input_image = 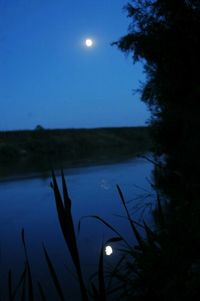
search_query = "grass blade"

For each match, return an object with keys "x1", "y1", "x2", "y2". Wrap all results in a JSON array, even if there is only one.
[
  {"x1": 26, "y1": 263, "x2": 34, "y2": 301},
  {"x1": 90, "y1": 282, "x2": 98, "y2": 299},
  {"x1": 37, "y1": 282, "x2": 47, "y2": 301},
  {"x1": 11, "y1": 267, "x2": 27, "y2": 300},
  {"x1": 117, "y1": 185, "x2": 144, "y2": 251},
  {"x1": 98, "y1": 243, "x2": 106, "y2": 301},
  {"x1": 43, "y1": 246, "x2": 65, "y2": 301},
  {"x1": 21, "y1": 229, "x2": 34, "y2": 301},
  {"x1": 79, "y1": 215, "x2": 132, "y2": 250},
  {"x1": 51, "y1": 171, "x2": 79, "y2": 263},
  {"x1": 51, "y1": 171, "x2": 88, "y2": 301},
  {"x1": 143, "y1": 221, "x2": 159, "y2": 251},
  {"x1": 106, "y1": 255, "x2": 126, "y2": 292},
  {"x1": 105, "y1": 237, "x2": 123, "y2": 244},
  {"x1": 21, "y1": 229, "x2": 28, "y2": 260},
  {"x1": 20, "y1": 269, "x2": 26, "y2": 301},
  {"x1": 61, "y1": 169, "x2": 71, "y2": 211}
]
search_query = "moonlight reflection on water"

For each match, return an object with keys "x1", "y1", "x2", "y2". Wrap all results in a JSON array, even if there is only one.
[{"x1": 105, "y1": 245, "x2": 113, "y2": 256}]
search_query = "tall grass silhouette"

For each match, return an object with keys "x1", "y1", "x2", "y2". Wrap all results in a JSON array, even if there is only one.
[
  {"x1": 45, "y1": 171, "x2": 166, "y2": 300},
  {"x1": 1, "y1": 169, "x2": 174, "y2": 300}
]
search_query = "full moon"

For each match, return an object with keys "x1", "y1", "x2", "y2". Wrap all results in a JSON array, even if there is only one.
[{"x1": 85, "y1": 38, "x2": 93, "y2": 47}]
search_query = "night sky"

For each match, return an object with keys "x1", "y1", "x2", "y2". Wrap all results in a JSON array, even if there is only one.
[{"x1": 0, "y1": 0, "x2": 150, "y2": 130}]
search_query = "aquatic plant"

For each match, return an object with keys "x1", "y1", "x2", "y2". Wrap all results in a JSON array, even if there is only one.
[{"x1": 47, "y1": 171, "x2": 165, "y2": 300}]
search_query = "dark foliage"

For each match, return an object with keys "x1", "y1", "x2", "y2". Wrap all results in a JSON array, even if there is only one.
[
  {"x1": 114, "y1": 1, "x2": 200, "y2": 299},
  {"x1": 114, "y1": 0, "x2": 200, "y2": 198}
]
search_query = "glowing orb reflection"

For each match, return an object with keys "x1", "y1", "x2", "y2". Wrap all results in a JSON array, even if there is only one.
[{"x1": 105, "y1": 245, "x2": 113, "y2": 256}]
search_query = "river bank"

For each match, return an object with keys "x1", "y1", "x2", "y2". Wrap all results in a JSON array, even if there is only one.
[{"x1": 0, "y1": 126, "x2": 151, "y2": 179}]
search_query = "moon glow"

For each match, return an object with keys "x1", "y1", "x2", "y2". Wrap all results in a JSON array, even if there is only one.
[{"x1": 85, "y1": 38, "x2": 93, "y2": 47}]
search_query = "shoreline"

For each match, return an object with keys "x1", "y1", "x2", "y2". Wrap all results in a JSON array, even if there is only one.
[
  {"x1": 0, "y1": 153, "x2": 145, "y2": 183},
  {"x1": 0, "y1": 127, "x2": 151, "y2": 182},
  {"x1": 0, "y1": 152, "x2": 150, "y2": 185}
]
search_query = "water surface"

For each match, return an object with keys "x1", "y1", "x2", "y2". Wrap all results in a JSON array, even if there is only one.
[{"x1": 0, "y1": 156, "x2": 154, "y2": 299}]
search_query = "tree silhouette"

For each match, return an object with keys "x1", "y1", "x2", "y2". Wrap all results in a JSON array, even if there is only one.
[
  {"x1": 113, "y1": 2, "x2": 200, "y2": 299},
  {"x1": 115, "y1": 0, "x2": 200, "y2": 198}
]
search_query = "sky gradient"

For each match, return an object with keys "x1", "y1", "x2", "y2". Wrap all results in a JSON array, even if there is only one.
[{"x1": 0, "y1": 0, "x2": 150, "y2": 130}]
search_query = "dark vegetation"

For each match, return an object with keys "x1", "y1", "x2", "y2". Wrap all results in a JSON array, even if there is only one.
[
  {"x1": 115, "y1": 0, "x2": 200, "y2": 201},
  {"x1": 113, "y1": 0, "x2": 200, "y2": 299},
  {"x1": 0, "y1": 127, "x2": 151, "y2": 178}
]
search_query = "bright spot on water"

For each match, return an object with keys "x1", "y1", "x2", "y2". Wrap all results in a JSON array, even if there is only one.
[{"x1": 105, "y1": 245, "x2": 113, "y2": 256}]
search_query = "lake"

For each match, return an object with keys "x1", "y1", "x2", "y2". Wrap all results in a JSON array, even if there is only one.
[{"x1": 0, "y1": 156, "x2": 154, "y2": 300}]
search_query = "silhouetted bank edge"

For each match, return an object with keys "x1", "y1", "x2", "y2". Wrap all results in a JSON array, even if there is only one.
[{"x1": 0, "y1": 126, "x2": 152, "y2": 180}]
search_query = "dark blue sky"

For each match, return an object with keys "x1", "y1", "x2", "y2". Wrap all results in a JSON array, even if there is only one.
[{"x1": 0, "y1": 0, "x2": 150, "y2": 130}]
